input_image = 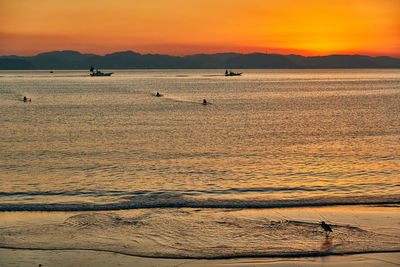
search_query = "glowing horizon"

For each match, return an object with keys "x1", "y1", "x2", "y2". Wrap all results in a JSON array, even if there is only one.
[{"x1": 0, "y1": 0, "x2": 399, "y2": 57}]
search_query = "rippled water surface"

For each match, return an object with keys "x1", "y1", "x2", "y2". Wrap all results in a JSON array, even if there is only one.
[
  {"x1": 1, "y1": 69, "x2": 400, "y2": 258},
  {"x1": 1, "y1": 207, "x2": 399, "y2": 259},
  {"x1": 1, "y1": 69, "x2": 400, "y2": 209}
]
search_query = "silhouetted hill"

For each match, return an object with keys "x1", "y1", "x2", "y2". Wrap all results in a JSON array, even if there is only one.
[
  {"x1": 36, "y1": 50, "x2": 97, "y2": 60},
  {"x1": 182, "y1": 53, "x2": 241, "y2": 68},
  {"x1": 99, "y1": 51, "x2": 184, "y2": 68},
  {"x1": 372, "y1": 56, "x2": 400, "y2": 68},
  {"x1": 1, "y1": 50, "x2": 399, "y2": 69},
  {"x1": 30, "y1": 50, "x2": 97, "y2": 69},
  {"x1": 0, "y1": 57, "x2": 33, "y2": 69},
  {"x1": 288, "y1": 55, "x2": 378, "y2": 68},
  {"x1": 226, "y1": 53, "x2": 296, "y2": 68}
]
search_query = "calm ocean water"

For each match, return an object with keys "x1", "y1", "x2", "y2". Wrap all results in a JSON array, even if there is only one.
[{"x1": 1, "y1": 69, "x2": 400, "y2": 258}]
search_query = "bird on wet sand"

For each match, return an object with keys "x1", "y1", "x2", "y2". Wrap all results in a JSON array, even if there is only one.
[{"x1": 321, "y1": 221, "x2": 333, "y2": 236}]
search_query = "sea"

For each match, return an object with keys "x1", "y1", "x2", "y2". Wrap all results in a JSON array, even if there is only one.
[{"x1": 0, "y1": 69, "x2": 399, "y2": 259}]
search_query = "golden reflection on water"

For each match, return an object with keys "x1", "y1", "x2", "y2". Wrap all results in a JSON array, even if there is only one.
[
  {"x1": 0, "y1": 69, "x2": 399, "y2": 206},
  {"x1": 321, "y1": 237, "x2": 333, "y2": 251},
  {"x1": 1, "y1": 206, "x2": 399, "y2": 258}
]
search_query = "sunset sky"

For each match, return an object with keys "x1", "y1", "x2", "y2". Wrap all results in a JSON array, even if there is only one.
[{"x1": 0, "y1": 0, "x2": 399, "y2": 57}]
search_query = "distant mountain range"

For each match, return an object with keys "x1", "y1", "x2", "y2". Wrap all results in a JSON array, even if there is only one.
[{"x1": 1, "y1": 50, "x2": 400, "y2": 69}]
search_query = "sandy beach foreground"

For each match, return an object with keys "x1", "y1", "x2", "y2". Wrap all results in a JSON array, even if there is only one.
[
  {"x1": 0, "y1": 206, "x2": 399, "y2": 266},
  {"x1": 1, "y1": 249, "x2": 400, "y2": 267}
]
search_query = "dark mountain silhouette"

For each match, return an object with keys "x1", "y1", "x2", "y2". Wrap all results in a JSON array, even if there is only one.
[
  {"x1": 225, "y1": 53, "x2": 296, "y2": 68},
  {"x1": 182, "y1": 53, "x2": 241, "y2": 68},
  {"x1": 30, "y1": 50, "x2": 98, "y2": 69},
  {"x1": 286, "y1": 55, "x2": 379, "y2": 68},
  {"x1": 0, "y1": 57, "x2": 33, "y2": 69},
  {"x1": 0, "y1": 50, "x2": 399, "y2": 69},
  {"x1": 372, "y1": 56, "x2": 400, "y2": 68}
]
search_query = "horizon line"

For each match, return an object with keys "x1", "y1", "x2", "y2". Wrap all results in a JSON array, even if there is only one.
[{"x1": 1, "y1": 49, "x2": 400, "y2": 59}]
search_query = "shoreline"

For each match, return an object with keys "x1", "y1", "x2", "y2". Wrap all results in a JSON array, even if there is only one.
[
  {"x1": 1, "y1": 249, "x2": 399, "y2": 266},
  {"x1": 1, "y1": 206, "x2": 399, "y2": 266},
  {"x1": 1, "y1": 245, "x2": 400, "y2": 259}
]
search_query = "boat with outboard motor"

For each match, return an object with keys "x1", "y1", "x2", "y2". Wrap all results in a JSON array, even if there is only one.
[
  {"x1": 225, "y1": 69, "x2": 242, "y2": 76},
  {"x1": 89, "y1": 66, "x2": 113, "y2": 76}
]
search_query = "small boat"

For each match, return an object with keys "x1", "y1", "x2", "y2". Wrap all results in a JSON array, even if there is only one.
[
  {"x1": 90, "y1": 70, "x2": 113, "y2": 76},
  {"x1": 225, "y1": 69, "x2": 242, "y2": 76},
  {"x1": 89, "y1": 66, "x2": 113, "y2": 76}
]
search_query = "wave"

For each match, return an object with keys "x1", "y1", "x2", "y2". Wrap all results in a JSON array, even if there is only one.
[
  {"x1": 1, "y1": 211, "x2": 399, "y2": 259},
  {"x1": 0, "y1": 186, "x2": 329, "y2": 197},
  {"x1": 1, "y1": 246, "x2": 399, "y2": 260},
  {"x1": 0, "y1": 189, "x2": 132, "y2": 197},
  {"x1": 0, "y1": 192, "x2": 399, "y2": 211}
]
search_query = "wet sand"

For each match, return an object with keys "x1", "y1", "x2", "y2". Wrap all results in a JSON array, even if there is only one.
[
  {"x1": 1, "y1": 249, "x2": 399, "y2": 266},
  {"x1": 0, "y1": 206, "x2": 399, "y2": 266}
]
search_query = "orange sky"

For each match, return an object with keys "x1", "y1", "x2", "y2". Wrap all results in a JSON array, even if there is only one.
[{"x1": 0, "y1": 0, "x2": 399, "y2": 57}]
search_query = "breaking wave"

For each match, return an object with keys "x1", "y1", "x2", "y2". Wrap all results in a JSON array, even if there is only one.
[{"x1": 0, "y1": 192, "x2": 399, "y2": 211}]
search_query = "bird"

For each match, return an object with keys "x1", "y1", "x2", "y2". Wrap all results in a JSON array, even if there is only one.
[{"x1": 321, "y1": 221, "x2": 333, "y2": 236}]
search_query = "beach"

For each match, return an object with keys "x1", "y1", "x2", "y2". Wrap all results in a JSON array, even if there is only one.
[
  {"x1": 1, "y1": 205, "x2": 400, "y2": 266},
  {"x1": 1, "y1": 249, "x2": 400, "y2": 266}
]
